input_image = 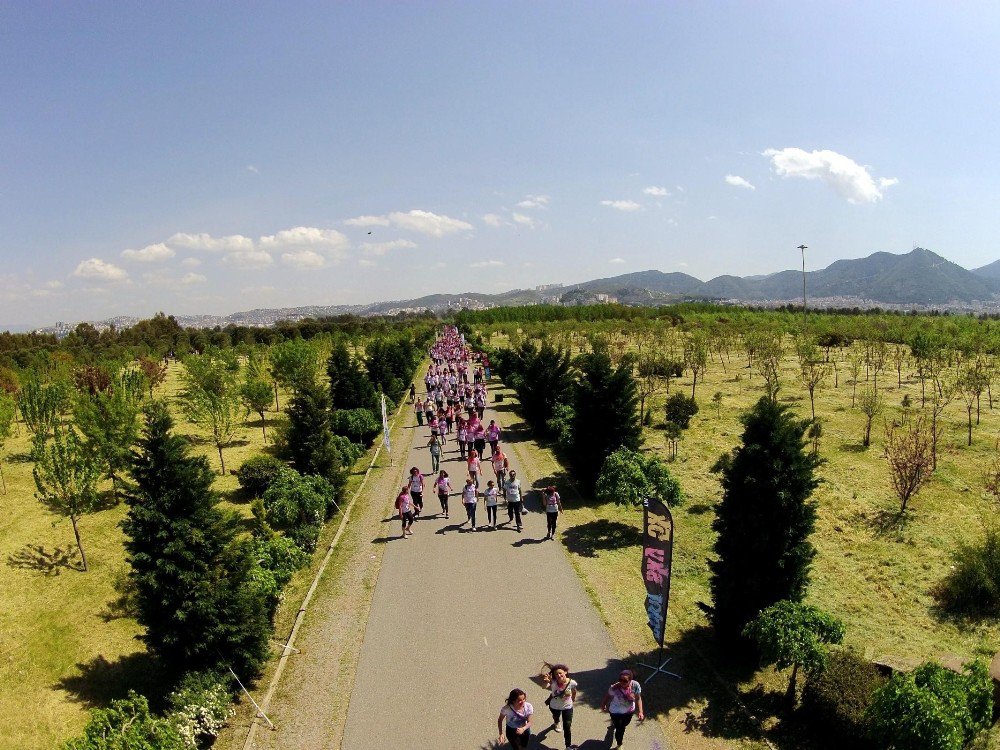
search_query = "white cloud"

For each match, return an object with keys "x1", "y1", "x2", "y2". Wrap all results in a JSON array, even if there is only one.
[
  {"x1": 181, "y1": 257, "x2": 202, "y2": 268},
  {"x1": 387, "y1": 210, "x2": 473, "y2": 237},
  {"x1": 516, "y1": 194, "x2": 550, "y2": 209},
  {"x1": 73, "y1": 258, "x2": 128, "y2": 281},
  {"x1": 358, "y1": 258, "x2": 377, "y2": 267},
  {"x1": 344, "y1": 215, "x2": 392, "y2": 228},
  {"x1": 43, "y1": 280, "x2": 64, "y2": 290},
  {"x1": 471, "y1": 260, "x2": 505, "y2": 268},
  {"x1": 362, "y1": 239, "x2": 417, "y2": 256},
  {"x1": 600, "y1": 199, "x2": 642, "y2": 212},
  {"x1": 763, "y1": 147, "x2": 897, "y2": 204},
  {"x1": 167, "y1": 232, "x2": 254, "y2": 253},
  {"x1": 260, "y1": 227, "x2": 350, "y2": 260},
  {"x1": 724, "y1": 174, "x2": 756, "y2": 190},
  {"x1": 180, "y1": 272, "x2": 207, "y2": 285},
  {"x1": 242, "y1": 285, "x2": 275, "y2": 295},
  {"x1": 121, "y1": 242, "x2": 175, "y2": 263},
  {"x1": 609, "y1": 257, "x2": 626, "y2": 264},
  {"x1": 223, "y1": 249, "x2": 273, "y2": 269},
  {"x1": 643, "y1": 186, "x2": 670, "y2": 197},
  {"x1": 482, "y1": 213, "x2": 504, "y2": 227},
  {"x1": 281, "y1": 250, "x2": 327, "y2": 269},
  {"x1": 246, "y1": 165, "x2": 259, "y2": 174},
  {"x1": 511, "y1": 212, "x2": 537, "y2": 228}
]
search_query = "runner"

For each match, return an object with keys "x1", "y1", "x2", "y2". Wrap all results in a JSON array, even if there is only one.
[
  {"x1": 408, "y1": 467, "x2": 424, "y2": 517},
  {"x1": 601, "y1": 668, "x2": 643, "y2": 749},
  {"x1": 504, "y1": 469, "x2": 523, "y2": 531},
  {"x1": 462, "y1": 478, "x2": 479, "y2": 530},
  {"x1": 485, "y1": 480, "x2": 499, "y2": 528},
  {"x1": 542, "y1": 664, "x2": 578, "y2": 749},
  {"x1": 434, "y1": 470, "x2": 451, "y2": 518},
  {"x1": 543, "y1": 485, "x2": 563, "y2": 540},
  {"x1": 395, "y1": 485, "x2": 414, "y2": 538},
  {"x1": 496, "y1": 688, "x2": 533, "y2": 749}
]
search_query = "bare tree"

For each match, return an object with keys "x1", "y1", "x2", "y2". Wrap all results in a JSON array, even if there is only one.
[
  {"x1": 892, "y1": 344, "x2": 908, "y2": 388},
  {"x1": 755, "y1": 334, "x2": 783, "y2": 401},
  {"x1": 800, "y1": 358, "x2": 829, "y2": 421},
  {"x1": 928, "y1": 373, "x2": 954, "y2": 471},
  {"x1": 884, "y1": 413, "x2": 934, "y2": 513},
  {"x1": 858, "y1": 387, "x2": 884, "y2": 448},
  {"x1": 958, "y1": 365, "x2": 987, "y2": 446},
  {"x1": 847, "y1": 347, "x2": 864, "y2": 408}
]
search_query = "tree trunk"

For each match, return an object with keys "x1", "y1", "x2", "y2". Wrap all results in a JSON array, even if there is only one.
[
  {"x1": 691, "y1": 373, "x2": 697, "y2": 400},
  {"x1": 0, "y1": 461, "x2": 6, "y2": 495},
  {"x1": 71, "y1": 515, "x2": 88, "y2": 572},
  {"x1": 218, "y1": 444, "x2": 226, "y2": 475},
  {"x1": 864, "y1": 418, "x2": 872, "y2": 447},
  {"x1": 968, "y1": 408, "x2": 973, "y2": 446},
  {"x1": 273, "y1": 382, "x2": 280, "y2": 411},
  {"x1": 259, "y1": 411, "x2": 267, "y2": 443},
  {"x1": 809, "y1": 390, "x2": 816, "y2": 421}
]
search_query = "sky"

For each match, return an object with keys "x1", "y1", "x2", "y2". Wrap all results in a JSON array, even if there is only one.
[{"x1": 2, "y1": 2, "x2": 1000, "y2": 329}]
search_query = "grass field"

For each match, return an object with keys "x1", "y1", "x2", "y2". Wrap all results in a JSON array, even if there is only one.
[
  {"x1": 483, "y1": 328, "x2": 1000, "y2": 747},
  {"x1": 0, "y1": 361, "x2": 288, "y2": 750}
]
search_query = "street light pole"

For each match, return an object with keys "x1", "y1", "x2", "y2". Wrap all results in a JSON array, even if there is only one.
[{"x1": 798, "y1": 244, "x2": 808, "y2": 330}]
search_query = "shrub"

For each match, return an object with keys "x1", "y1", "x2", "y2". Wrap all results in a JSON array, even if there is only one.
[
  {"x1": 236, "y1": 454, "x2": 286, "y2": 498},
  {"x1": 168, "y1": 670, "x2": 234, "y2": 749},
  {"x1": 595, "y1": 447, "x2": 683, "y2": 507},
  {"x1": 801, "y1": 650, "x2": 886, "y2": 746},
  {"x1": 330, "y1": 408, "x2": 380, "y2": 445},
  {"x1": 63, "y1": 691, "x2": 186, "y2": 750},
  {"x1": 664, "y1": 392, "x2": 699, "y2": 429},
  {"x1": 331, "y1": 434, "x2": 365, "y2": 467},
  {"x1": 254, "y1": 534, "x2": 309, "y2": 590},
  {"x1": 261, "y1": 469, "x2": 334, "y2": 551},
  {"x1": 935, "y1": 526, "x2": 1000, "y2": 616},
  {"x1": 866, "y1": 661, "x2": 993, "y2": 750},
  {"x1": 547, "y1": 401, "x2": 574, "y2": 454}
]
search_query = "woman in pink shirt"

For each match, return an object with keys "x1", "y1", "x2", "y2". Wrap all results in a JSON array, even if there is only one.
[
  {"x1": 395, "y1": 486, "x2": 414, "y2": 538},
  {"x1": 467, "y1": 449, "x2": 481, "y2": 489},
  {"x1": 434, "y1": 470, "x2": 451, "y2": 518}
]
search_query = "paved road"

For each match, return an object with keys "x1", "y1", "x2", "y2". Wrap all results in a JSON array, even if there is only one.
[{"x1": 341, "y1": 392, "x2": 668, "y2": 750}]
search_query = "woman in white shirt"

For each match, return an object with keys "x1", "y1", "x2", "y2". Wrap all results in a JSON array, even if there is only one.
[
  {"x1": 496, "y1": 688, "x2": 533, "y2": 749},
  {"x1": 484, "y1": 480, "x2": 499, "y2": 528},
  {"x1": 600, "y1": 668, "x2": 644, "y2": 749},
  {"x1": 542, "y1": 664, "x2": 578, "y2": 750},
  {"x1": 462, "y1": 478, "x2": 479, "y2": 530}
]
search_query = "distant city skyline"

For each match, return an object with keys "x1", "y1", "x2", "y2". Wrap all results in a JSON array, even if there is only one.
[{"x1": 3, "y1": 2, "x2": 1000, "y2": 328}]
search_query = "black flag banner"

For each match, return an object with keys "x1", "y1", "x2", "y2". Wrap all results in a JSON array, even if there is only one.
[{"x1": 642, "y1": 496, "x2": 674, "y2": 647}]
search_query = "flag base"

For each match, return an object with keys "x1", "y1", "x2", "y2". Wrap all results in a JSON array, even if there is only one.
[{"x1": 638, "y1": 652, "x2": 682, "y2": 684}]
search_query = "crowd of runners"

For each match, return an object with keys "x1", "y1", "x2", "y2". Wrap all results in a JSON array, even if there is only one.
[
  {"x1": 392, "y1": 327, "x2": 646, "y2": 750},
  {"x1": 395, "y1": 326, "x2": 565, "y2": 542}
]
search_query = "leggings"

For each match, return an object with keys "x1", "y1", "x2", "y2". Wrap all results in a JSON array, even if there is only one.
[
  {"x1": 486, "y1": 505, "x2": 497, "y2": 525},
  {"x1": 430, "y1": 452, "x2": 440, "y2": 471},
  {"x1": 610, "y1": 711, "x2": 634, "y2": 745},
  {"x1": 438, "y1": 493, "x2": 449, "y2": 514},
  {"x1": 550, "y1": 707, "x2": 573, "y2": 746},
  {"x1": 546, "y1": 511, "x2": 558, "y2": 536},
  {"x1": 507, "y1": 502, "x2": 522, "y2": 527},
  {"x1": 464, "y1": 503, "x2": 477, "y2": 527},
  {"x1": 410, "y1": 491, "x2": 423, "y2": 512},
  {"x1": 505, "y1": 726, "x2": 530, "y2": 749}
]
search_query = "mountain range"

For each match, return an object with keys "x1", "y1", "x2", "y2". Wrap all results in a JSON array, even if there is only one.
[{"x1": 32, "y1": 248, "x2": 1000, "y2": 333}]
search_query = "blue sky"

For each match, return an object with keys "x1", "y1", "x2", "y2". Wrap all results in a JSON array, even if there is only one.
[{"x1": 2, "y1": 2, "x2": 999, "y2": 328}]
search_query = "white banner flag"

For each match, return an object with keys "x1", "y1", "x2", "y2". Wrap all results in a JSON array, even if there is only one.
[{"x1": 381, "y1": 393, "x2": 391, "y2": 452}]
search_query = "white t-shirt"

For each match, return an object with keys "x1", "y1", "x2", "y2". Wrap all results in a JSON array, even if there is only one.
[
  {"x1": 409, "y1": 475, "x2": 423, "y2": 493},
  {"x1": 485, "y1": 487, "x2": 498, "y2": 506},
  {"x1": 607, "y1": 680, "x2": 641, "y2": 714},
  {"x1": 505, "y1": 479, "x2": 521, "y2": 503},
  {"x1": 501, "y1": 702, "x2": 533, "y2": 729},
  {"x1": 462, "y1": 485, "x2": 477, "y2": 504},
  {"x1": 548, "y1": 679, "x2": 578, "y2": 711}
]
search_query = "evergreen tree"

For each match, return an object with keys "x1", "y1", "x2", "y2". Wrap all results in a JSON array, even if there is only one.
[
  {"x1": 569, "y1": 351, "x2": 642, "y2": 489},
  {"x1": 709, "y1": 397, "x2": 821, "y2": 645},
  {"x1": 326, "y1": 342, "x2": 378, "y2": 411},
  {"x1": 74, "y1": 369, "x2": 144, "y2": 497},
  {"x1": 122, "y1": 403, "x2": 270, "y2": 678},
  {"x1": 283, "y1": 383, "x2": 346, "y2": 495}
]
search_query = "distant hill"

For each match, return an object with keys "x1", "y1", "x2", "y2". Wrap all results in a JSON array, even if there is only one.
[{"x1": 973, "y1": 259, "x2": 1000, "y2": 281}]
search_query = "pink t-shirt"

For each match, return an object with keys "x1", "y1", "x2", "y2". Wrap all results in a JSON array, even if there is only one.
[
  {"x1": 397, "y1": 492, "x2": 412, "y2": 514},
  {"x1": 435, "y1": 477, "x2": 451, "y2": 494},
  {"x1": 468, "y1": 457, "x2": 480, "y2": 473},
  {"x1": 486, "y1": 425, "x2": 501, "y2": 441}
]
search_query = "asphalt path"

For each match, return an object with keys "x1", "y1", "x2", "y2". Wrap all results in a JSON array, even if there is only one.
[{"x1": 341, "y1": 391, "x2": 668, "y2": 750}]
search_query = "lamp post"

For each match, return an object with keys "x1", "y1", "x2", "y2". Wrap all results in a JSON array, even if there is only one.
[{"x1": 798, "y1": 244, "x2": 808, "y2": 330}]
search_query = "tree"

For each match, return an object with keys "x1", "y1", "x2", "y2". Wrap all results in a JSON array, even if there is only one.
[
  {"x1": 326, "y1": 341, "x2": 378, "y2": 411},
  {"x1": 62, "y1": 690, "x2": 187, "y2": 750},
  {"x1": 269, "y1": 339, "x2": 319, "y2": 408},
  {"x1": 283, "y1": 382, "x2": 346, "y2": 494},
  {"x1": 847, "y1": 347, "x2": 864, "y2": 408},
  {"x1": 122, "y1": 404, "x2": 270, "y2": 678},
  {"x1": 0, "y1": 393, "x2": 13, "y2": 494},
  {"x1": 138, "y1": 356, "x2": 168, "y2": 398},
  {"x1": 594, "y1": 447, "x2": 683, "y2": 507},
  {"x1": 958, "y1": 365, "x2": 986, "y2": 446},
  {"x1": 664, "y1": 422, "x2": 682, "y2": 461},
  {"x1": 685, "y1": 333, "x2": 709, "y2": 400},
  {"x1": 743, "y1": 600, "x2": 845, "y2": 705},
  {"x1": 179, "y1": 356, "x2": 242, "y2": 474},
  {"x1": 19, "y1": 375, "x2": 70, "y2": 455},
  {"x1": 857, "y1": 387, "x2": 883, "y2": 448},
  {"x1": 884, "y1": 414, "x2": 934, "y2": 513},
  {"x1": 709, "y1": 397, "x2": 821, "y2": 645},
  {"x1": 800, "y1": 357, "x2": 829, "y2": 421},
  {"x1": 74, "y1": 369, "x2": 144, "y2": 497},
  {"x1": 33, "y1": 425, "x2": 103, "y2": 571},
  {"x1": 928, "y1": 373, "x2": 955, "y2": 470},
  {"x1": 240, "y1": 375, "x2": 273, "y2": 443},
  {"x1": 500, "y1": 341, "x2": 573, "y2": 435},
  {"x1": 664, "y1": 392, "x2": 699, "y2": 429},
  {"x1": 755, "y1": 335, "x2": 783, "y2": 401},
  {"x1": 569, "y1": 351, "x2": 642, "y2": 489}
]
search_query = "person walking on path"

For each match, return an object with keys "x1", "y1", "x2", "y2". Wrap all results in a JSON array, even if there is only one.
[
  {"x1": 491, "y1": 448, "x2": 509, "y2": 491},
  {"x1": 504, "y1": 470, "x2": 523, "y2": 531},
  {"x1": 486, "y1": 419, "x2": 502, "y2": 455},
  {"x1": 543, "y1": 486, "x2": 563, "y2": 540},
  {"x1": 408, "y1": 383, "x2": 416, "y2": 403},
  {"x1": 467, "y1": 449, "x2": 481, "y2": 489},
  {"x1": 434, "y1": 470, "x2": 451, "y2": 518},
  {"x1": 414, "y1": 397, "x2": 425, "y2": 426},
  {"x1": 395, "y1": 486, "x2": 414, "y2": 538},
  {"x1": 601, "y1": 668, "x2": 644, "y2": 749},
  {"x1": 457, "y1": 418, "x2": 468, "y2": 460},
  {"x1": 462, "y1": 478, "x2": 479, "y2": 529},
  {"x1": 427, "y1": 434, "x2": 442, "y2": 472},
  {"x1": 497, "y1": 688, "x2": 533, "y2": 749},
  {"x1": 473, "y1": 420, "x2": 487, "y2": 459},
  {"x1": 542, "y1": 664, "x2": 578, "y2": 749},
  {"x1": 408, "y1": 467, "x2": 425, "y2": 517},
  {"x1": 485, "y1": 480, "x2": 499, "y2": 528}
]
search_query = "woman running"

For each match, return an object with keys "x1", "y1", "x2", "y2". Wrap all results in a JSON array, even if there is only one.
[
  {"x1": 485, "y1": 480, "x2": 499, "y2": 528},
  {"x1": 543, "y1": 485, "x2": 563, "y2": 540},
  {"x1": 467, "y1": 449, "x2": 481, "y2": 489},
  {"x1": 427, "y1": 434, "x2": 442, "y2": 472},
  {"x1": 408, "y1": 467, "x2": 424, "y2": 516},
  {"x1": 543, "y1": 664, "x2": 578, "y2": 749},
  {"x1": 434, "y1": 470, "x2": 451, "y2": 518},
  {"x1": 395, "y1": 485, "x2": 414, "y2": 538},
  {"x1": 497, "y1": 688, "x2": 533, "y2": 749},
  {"x1": 601, "y1": 668, "x2": 644, "y2": 749},
  {"x1": 462, "y1": 478, "x2": 479, "y2": 529}
]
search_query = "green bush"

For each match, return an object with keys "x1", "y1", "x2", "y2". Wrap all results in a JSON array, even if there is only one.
[
  {"x1": 254, "y1": 534, "x2": 309, "y2": 590},
  {"x1": 63, "y1": 691, "x2": 186, "y2": 750},
  {"x1": 261, "y1": 469, "x2": 334, "y2": 551},
  {"x1": 595, "y1": 447, "x2": 683, "y2": 507},
  {"x1": 935, "y1": 526, "x2": 1000, "y2": 616},
  {"x1": 664, "y1": 392, "x2": 699, "y2": 429},
  {"x1": 167, "y1": 670, "x2": 233, "y2": 749},
  {"x1": 866, "y1": 660, "x2": 993, "y2": 750},
  {"x1": 236, "y1": 454, "x2": 286, "y2": 498},
  {"x1": 800, "y1": 649, "x2": 886, "y2": 745},
  {"x1": 330, "y1": 408, "x2": 380, "y2": 445},
  {"x1": 331, "y1": 434, "x2": 365, "y2": 468}
]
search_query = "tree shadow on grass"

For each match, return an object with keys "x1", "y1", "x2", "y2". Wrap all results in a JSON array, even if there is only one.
[
  {"x1": 562, "y1": 519, "x2": 639, "y2": 558},
  {"x1": 7, "y1": 451, "x2": 34, "y2": 463},
  {"x1": 56, "y1": 652, "x2": 170, "y2": 710},
  {"x1": 838, "y1": 441, "x2": 869, "y2": 453},
  {"x1": 858, "y1": 507, "x2": 911, "y2": 539},
  {"x1": 7, "y1": 543, "x2": 81, "y2": 574},
  {"x1": 686, "y1": 503, "x2": 714, "y2": 516}
]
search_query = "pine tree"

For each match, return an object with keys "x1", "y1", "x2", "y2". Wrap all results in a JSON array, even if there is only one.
[
  {"x1": 284, "y1": 383, "x2": 345, "y2": 494},
  {"x1": 569, "y1": 351, "x2": 642, "y2": 489},
  {"x1": 122, "y1": 403, "x2": 270, "y2": 678},
  {"x1": 709, "y1": 397, "x2": 821, "y2": 646},
  {"x1": 326, "y1": 342, "x2": 378, "y2": 411}
]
